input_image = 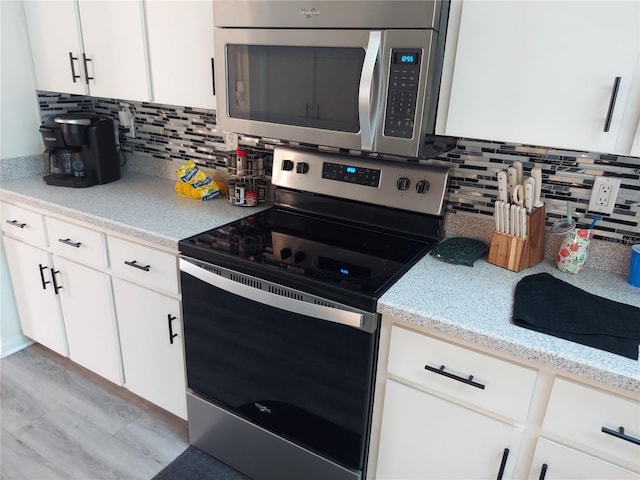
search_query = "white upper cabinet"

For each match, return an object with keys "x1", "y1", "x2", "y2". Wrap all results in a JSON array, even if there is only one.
[
  {"x1": 23, "y1": 0, "x2": 86, "y2": 95},
  {"x1": 23, "y1": 0, "x2": 151, "y2": 101},
  {"x1": 444, "y1": 1, "x2": 640, "y2": 155},
  {"x1": 77, "y1": 0, "x2": 150, "y2": 101},
  {"x1": 144, "y1": 0, "x2": 216, "y2": 109}
]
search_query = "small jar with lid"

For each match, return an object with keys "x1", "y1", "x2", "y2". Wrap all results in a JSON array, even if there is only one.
[
  {"x1": 236, "y1": 148, "x2": 248, "y2": 177},
  {"x1": 245, "y1": 191, "x2": 258, "y2": 206}
]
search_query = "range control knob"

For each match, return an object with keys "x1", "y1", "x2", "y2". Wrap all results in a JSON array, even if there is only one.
[
  {"x1": 280, "y1": 248, "x2": 292, "y2": 260},
  {"x1": 294, "y1": 251, "x2": 306, "y2": 263},
  {"x1": 396, "y1": 177, "x2": 411, "y2": 191},
  {"x1": 416, "y1": 180, "x2": 431, "y2": 194},
  {"x1": 296, "y1": 162, "x2": 309, "y2": 174},
  {"x1": 281, "y1": 159, "x2": 294, "y2": 171}
]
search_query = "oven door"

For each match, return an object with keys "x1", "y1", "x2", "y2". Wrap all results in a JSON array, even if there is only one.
[
  {"x1": 179, "y1": 257, "x2": 379, "y2": 475},
  {"x1": 213, "y1": 28, "x2": 436, "y2": 157}
]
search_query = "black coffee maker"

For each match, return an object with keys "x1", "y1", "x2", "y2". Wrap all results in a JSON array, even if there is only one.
[{"x1": 40, "y1": 113, "x2": 121, "y2": 188}]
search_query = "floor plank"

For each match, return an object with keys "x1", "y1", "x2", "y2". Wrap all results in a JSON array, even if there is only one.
[{"x1": 1, "y1": 344, "x2": 189, "y2": 480}]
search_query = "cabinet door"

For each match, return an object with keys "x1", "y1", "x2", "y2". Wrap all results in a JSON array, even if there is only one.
[
  {"x1": 2, "y1": 237, "x2": 67, "y2": 356},
  {"x1": 54, "y1": 256, "x2": 122, "y2": 384},
  {"x1": 528, "y1": 438, "x2": 639, "y2": 480},
  {"x1": 377, "y1": 380, "x2": 524, "y2": 479},
  {"x1": 145, "y1": 0, "x2": 216, "y2": 109},
  {"x1": 112, "y1": 278, "x2": 186, "y2": 419},
  {"x1": 446, "y1": 1, "x2": 639, "y2": 154},
  {"x1": 22, "y1": 0, "x2": 86, "y2": 95},
  {"x1": 77, "y1": 0, "x2": 150, "y2": 101}
]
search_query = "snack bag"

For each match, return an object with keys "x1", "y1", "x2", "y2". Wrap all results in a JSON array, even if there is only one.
[{"x1": 175, "y1": 160, "x2": 223, "y2": 201}]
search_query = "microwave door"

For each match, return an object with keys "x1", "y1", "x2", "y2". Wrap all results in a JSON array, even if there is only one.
[{"x1": 214, "y1": 29, "x2": 381, "y2": 152}]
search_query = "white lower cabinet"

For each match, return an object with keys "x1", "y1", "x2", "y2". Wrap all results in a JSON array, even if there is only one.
[
  {"x1": 2, "y1": 236, "x2": 67, "y2": 356},
  {"x1": 377, "y1": 379, "x2": 523, "y2": 479},
  {"x1": 371, "y1": 319, "x2": 640, "y2": 480},
  {"x1": 528, "y1": 438, "x2": 639, "y2": 480},
  {"x1": 112, "y1": 278, "x2": 187, "y2": 419},
  {"x1": 53, "y1": 256, "x2": 121, "y2": 384}
]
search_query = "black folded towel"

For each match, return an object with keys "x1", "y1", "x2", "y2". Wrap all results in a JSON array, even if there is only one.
[{"x1": 513, "y1": 273, "x2": 640, "y2": 360}]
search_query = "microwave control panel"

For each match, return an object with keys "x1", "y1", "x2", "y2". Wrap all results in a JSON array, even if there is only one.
[{"x1": 383, "y1": 49, "x2": 421, "y2": 139}]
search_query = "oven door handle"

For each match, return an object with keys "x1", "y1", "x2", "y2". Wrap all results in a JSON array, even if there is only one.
[{"x1": 180, "y1": 258, "x2": 365, "y2": 330}]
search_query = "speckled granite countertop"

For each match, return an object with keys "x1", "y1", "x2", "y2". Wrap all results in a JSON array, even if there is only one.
[
  {"x1": 378, "y1": 255, "x2": 640, "y2": 393},
  {"x1": 2, "y1": 168, "x2": 638, "y2": 393},
  {"x1": 0, "y1": 170, "x2": 270, "y2": 250}
]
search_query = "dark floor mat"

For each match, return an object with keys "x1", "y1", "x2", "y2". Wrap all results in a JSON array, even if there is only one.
[
  {"x1": 152, "y1": 446, "x2": 252, "y2": 480},
  {"x1": 513, "y1": 273, "x2": 640, "y2": 359}
]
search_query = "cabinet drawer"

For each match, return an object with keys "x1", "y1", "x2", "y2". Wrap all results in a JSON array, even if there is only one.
[
  {"x1": 46, "y1": 217, "x2": 106, "y2": 268},
  {"x1": 542, "y1": 377, "x2": 640, "y2": 469},
  {"x1": 108, "y1": 236, "x2": 179, "y2": 294},
  {"x1": 1, "y1": 204, "x2": 47, "y2": 248},
  {"x1": 387, "y1": 325, "x2": 537, "y2": 422}
]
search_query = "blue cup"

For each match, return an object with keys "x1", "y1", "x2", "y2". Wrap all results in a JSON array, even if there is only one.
[{"x1": 630, "y1": 244, "x2": 640, "y2": 288}]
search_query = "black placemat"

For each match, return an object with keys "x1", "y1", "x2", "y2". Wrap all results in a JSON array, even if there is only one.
[{"x1": 513, "y1": 273, "x2": 640, "y2": 359}]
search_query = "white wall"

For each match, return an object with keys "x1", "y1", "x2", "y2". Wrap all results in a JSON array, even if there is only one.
[
  {"x1": 1, "y1": 0, "x2": 39, "y2": 356},
  {"x1": 1, "y1": 0, "x2": 43, "y2": 159}
]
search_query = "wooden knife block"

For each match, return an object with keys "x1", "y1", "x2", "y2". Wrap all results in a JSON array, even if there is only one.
[{"x1": 488, "y1": 205, "x2": 545, "y2": 272}]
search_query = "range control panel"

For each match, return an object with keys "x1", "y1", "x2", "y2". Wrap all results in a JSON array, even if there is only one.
[
  {"x1": 272, "y1": 146, "x2": 450, "y2": 216},
  {"x1": 321, "y1": 162, "x2": 381, "y2": 187},
  {"x1": 383, "y1": 49, "x2": 421, "y2": 139}
]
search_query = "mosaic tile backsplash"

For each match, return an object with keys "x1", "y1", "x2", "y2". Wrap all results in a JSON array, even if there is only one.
[{"x1": 37, "y1": 91, "x2": 640, "y2": 245}]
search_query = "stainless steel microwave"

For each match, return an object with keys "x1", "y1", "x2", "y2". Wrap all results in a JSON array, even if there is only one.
[{"x1": 213, "y1": 1, "x2": 450, "y2": 158}]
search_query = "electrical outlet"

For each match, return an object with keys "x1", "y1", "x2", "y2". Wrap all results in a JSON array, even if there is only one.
[
  {"x1": 225, "y1": 132, "x2": 238, "y2": 151},
  {"x1": 588, "y1": 177, "x2": 621, "y2": 214}
]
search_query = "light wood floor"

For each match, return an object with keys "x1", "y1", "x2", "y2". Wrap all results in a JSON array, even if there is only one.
[{"x1": 1, "y1": 343, "x2": 189, "y2": 480}]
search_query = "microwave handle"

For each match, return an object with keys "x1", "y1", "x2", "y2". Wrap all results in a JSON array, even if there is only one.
[{"x1": 358, "y1": 31, "x2": 382, "y2": 151}]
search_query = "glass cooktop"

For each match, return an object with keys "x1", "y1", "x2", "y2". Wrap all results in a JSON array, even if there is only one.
[{"x1": 179, "y1": 207, "x2": 436, "y2": 311}]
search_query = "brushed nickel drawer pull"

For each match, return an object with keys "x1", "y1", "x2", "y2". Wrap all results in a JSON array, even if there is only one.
[
  {"x1": 6, "y1": 219, "x2": 26, "y2": 228},
  {"x1": 59, "y1": 238, "x2": 81, "y2": 248},
  {"x1": 124, "y1": 260, "x2": 151, "y2": 272},
  {"x1": 424, "y1": 364, "x2": 486, "y2": 390},
  {"x1": 601, "y1": 426, "x2": 640, "y2": 446}
]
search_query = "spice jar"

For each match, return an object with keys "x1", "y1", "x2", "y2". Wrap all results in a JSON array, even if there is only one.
[
  {"x1": 245, "y1": 191, "x2": 258, "y2": 206},
  {"x1": 236, "y1": 148, "x2": 248, "y2": 177}
]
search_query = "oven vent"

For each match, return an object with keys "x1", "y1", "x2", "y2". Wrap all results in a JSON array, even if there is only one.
[
  {"x1": 203, "y1": 264, "x2": 222, "y2": 276},
  {"x1": 230, "y1": 273, "x2": 262, "y2": 289},
  {"x1": 268, "y1": 286, "x2": 304, "y2": 301},
  {"x1": 314, "y1": 299, "x2": 336, "y2": 309}
]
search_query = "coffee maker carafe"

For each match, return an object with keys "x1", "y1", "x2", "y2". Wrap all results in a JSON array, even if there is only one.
[{"x1": 40, "y1": 113, "x2": 121, "y2": 188}]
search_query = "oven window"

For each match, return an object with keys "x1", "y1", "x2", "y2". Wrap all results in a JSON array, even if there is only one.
[
  {"x1": 227, "y1": 45, "x2": 365, "y2": 132},
  {"x1": 181, "y1": 270, "x2": 377, "y2": 470}
]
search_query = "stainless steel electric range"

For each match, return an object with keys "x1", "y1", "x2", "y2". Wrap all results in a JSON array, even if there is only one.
[{"x1": 178, "y1": 146, "x2": 450, "y2": 480}]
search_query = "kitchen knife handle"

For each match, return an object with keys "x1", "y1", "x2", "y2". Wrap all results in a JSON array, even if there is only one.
[
  {"x1": 38, "y1": 264, "x2": 51, "y2": 290},
  {"x1": 82, "y1": 53, "x2": 94, "y2": 84},
  {"x1": 424, "y1": 364, "x2": 485, "y2": 389},
  {"x1": 538, "y1": 463, "x2": 548, "y2": 480},
  {"x1": 496, "y1": 448, "x2": 510, "y2": 480},
  {"x1": 124, "y1": 260, "x2": 151, "y2": 272},
  {"x1": 603, "y1": 76, "x2": 621, "y2": 132},
  {"x1": 167, "y1": 314, "x2": 178, "y2": 344},
  {"x1": 601, "y1": 426, "x2": 640, "y2": 446},
  {"x1": 68, "y1": 52, "x2": 80, "y2": 83}
]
